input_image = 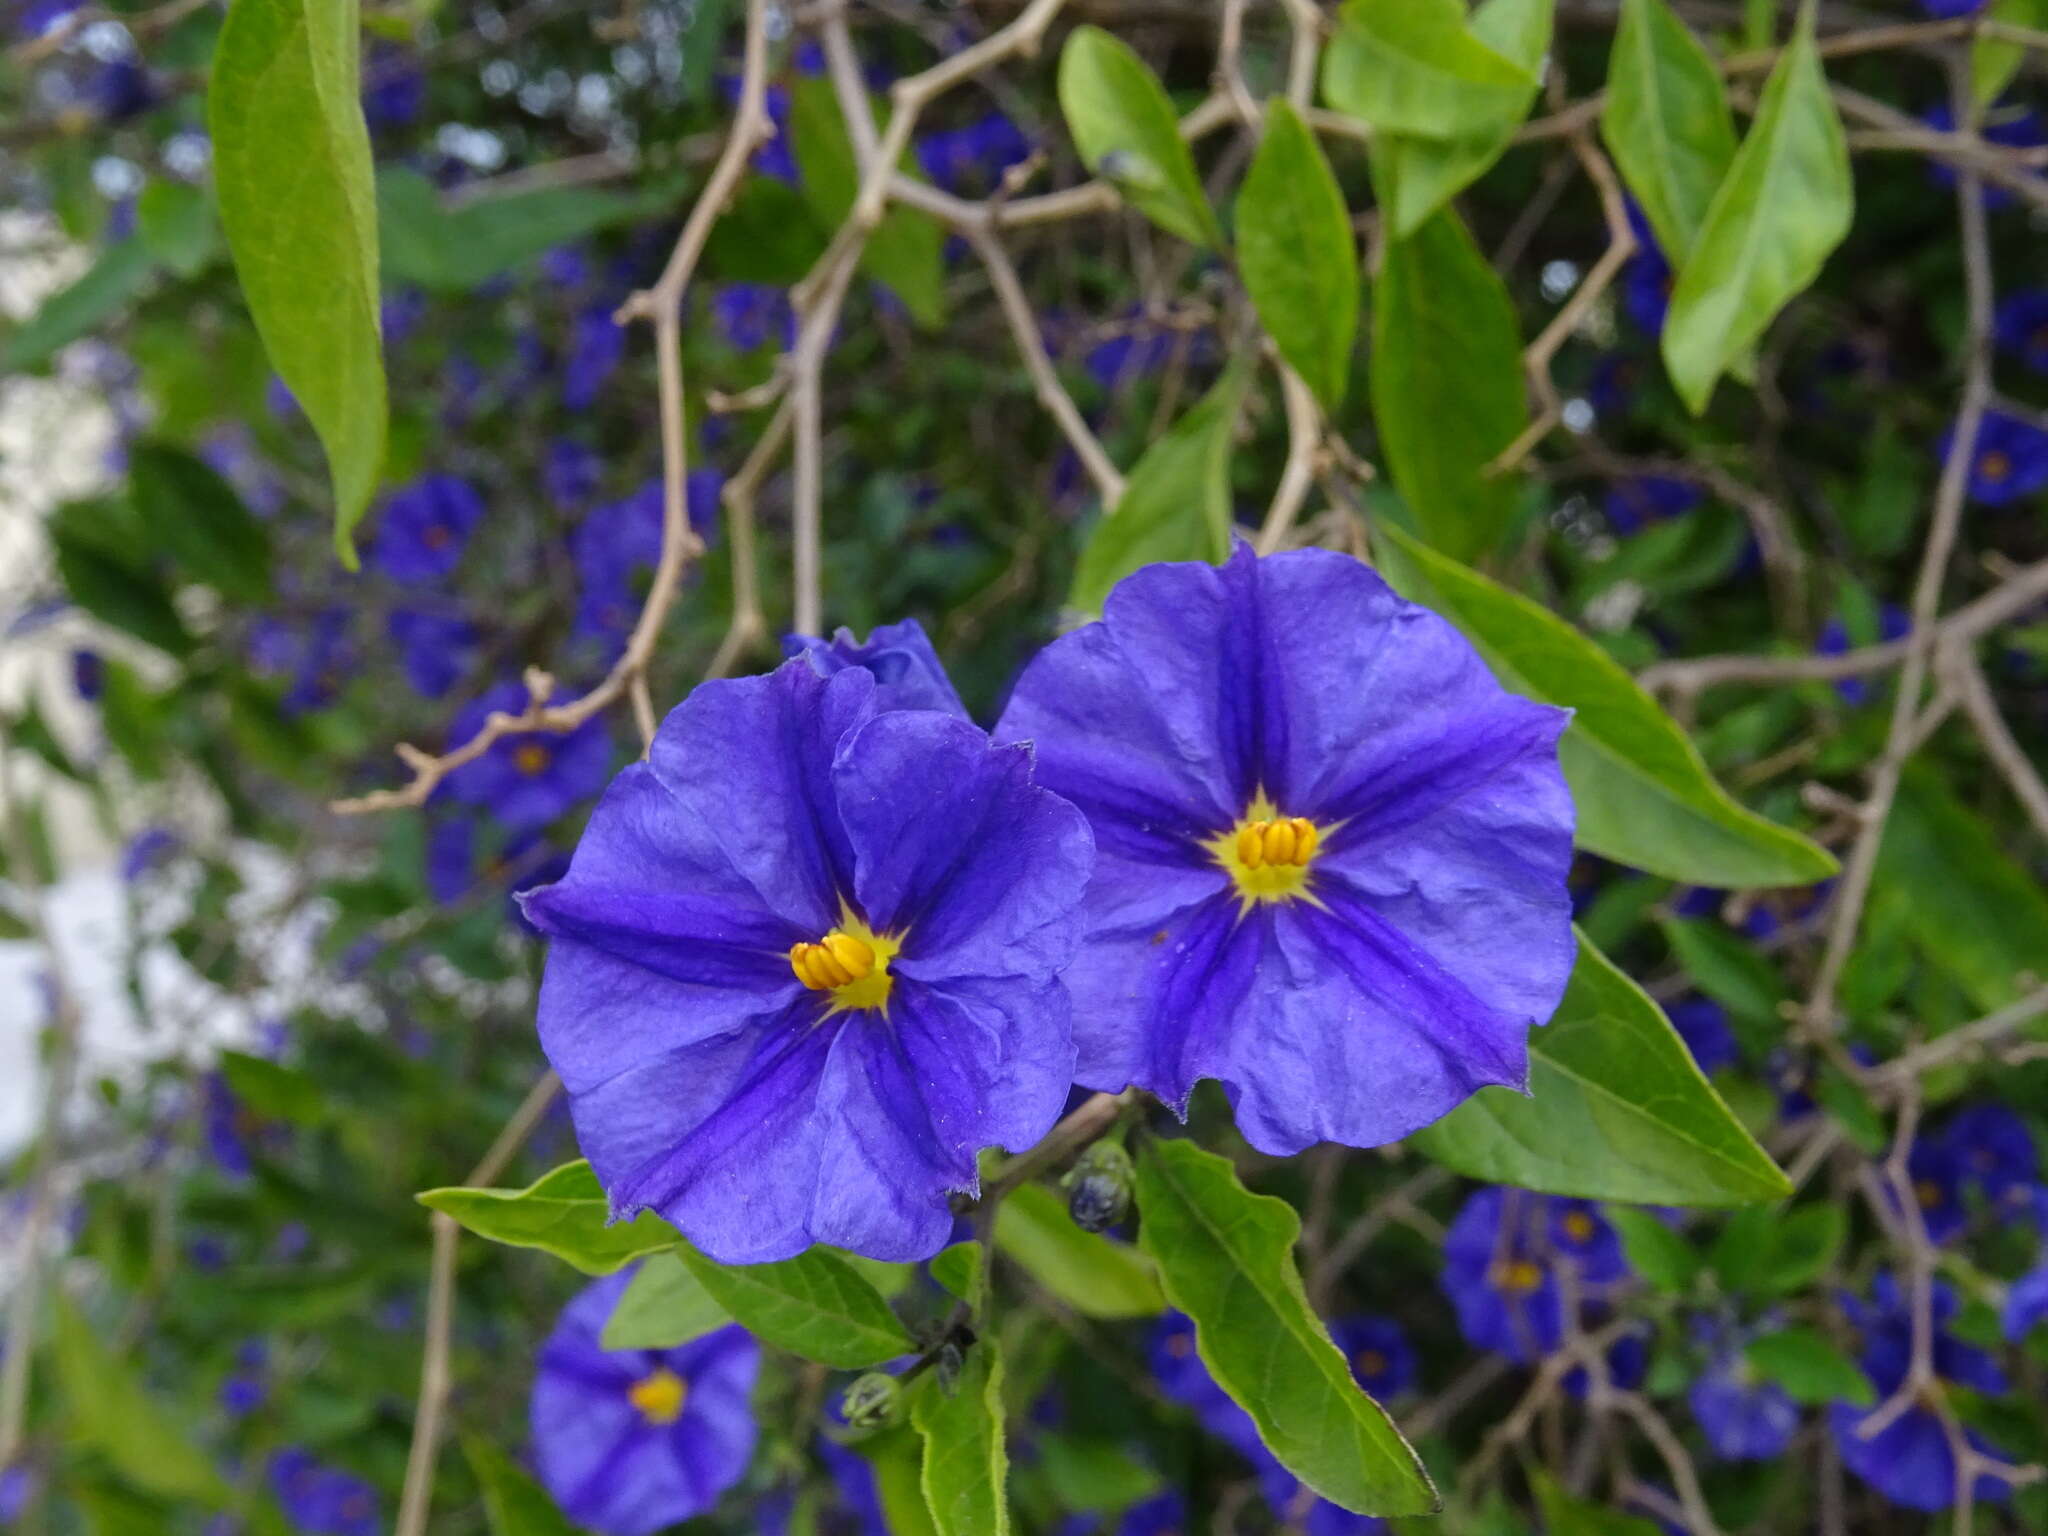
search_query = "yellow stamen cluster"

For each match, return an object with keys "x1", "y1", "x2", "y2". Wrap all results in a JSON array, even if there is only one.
[
  {"x1": 1234, "y1": 817, "x2": 1319, "y2": 870},
  {"x1": 513, "y1": 742, "x2": 552, "y2": 777},
  {"x1": 1354, "y1": 1348, "x2": 1388, "y2": 1379},
  {"x1": 1494, "y1": 1259, "x2": 1545, "y2": 1294},
  {"x1": 789, "y1": 931, "x2": 876, "y2": 990},
  {"x1": 1980, "y1": 449, "x2": 2013, "y2": 483},
  {"x1": 1561, "y1": 1210, "x2": 1596, "y2": 1244},
  {"x1": 1915, "y1": 1178, "x2": 1946, "y2": 1211},
  {"x1": 628, "y1": 1367, "x2": 688, "y2": 1425},
  {"x1": 1208, "y1": 794, "x2": 1328, "y2": 907}
]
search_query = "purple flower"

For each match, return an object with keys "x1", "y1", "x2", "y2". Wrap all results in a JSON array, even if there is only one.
[
  {"x1": 1588, "y1": 353, "x2": 1648, "y2": 419},
  {"x1": 545, "y1": 439, "x2": 602, "y2": 509},
  {"x1": 1330, "y1": 1316, "x2": 1417, "y2": 1400},
  {"x1": 362, "y1": 46, "x2": 424, "y2": 130},
  {"x1": 1933, "y1": 409, "x2": 2048, "y2": 505},
  {"x1": 1925, "y1": 102, "x2": 2047, "y2": 210},
  {"x1": 541, "y1": 244, "x2": 592, "y2": 290},
  {"x1": 90, "y1": 59, "x2": 154, "y2": 121},
  {"x1": 203, "y1": 1071, "x2": 255, "y2": 1180},
  {"x1": 817, "y1": 1435, "x2": 890, "y2": 1535},
  {"x1": 387, "y1": 609, "x2": 479, "y2": 700},
  {"x1": 531, "y1": 1268, "x2": 759, "y2": 1535},
  {"x1": 1441, "y1": 1188, "x2": 1628, "y2": 1363},
  {"x1": 425, "y1": 818, "x2": 566, "y2": 933},
  {"x1": 915, "y1": 112, "x2": 1033, "y2": 194},
  {"x1": 1902, "y1": 1137, "x2": 1969, "y2": 1243},
  {"x1": 1113, "y1": 1492, "x2": 1188, "y2": 1536},
  {"x1": 2006, "y1": 1258, "x2": 2048, "y2": 1341},
  {"x1": 995, "y1": 547, "x2": 1576, "y2": 1156},
  {"x1": 1994, "y1": 289, "x2": 2048, "y2": 374},
  {"x1": 1622, "y1": 203, "x2": 1672, "y2": 336},
  {"x1": 1686, "y1": 1321, "x2": 1797, "y2": 1461},
  {"x1": 782, "y1": 618, "x2": 969, "y2": 718},
  {"x1": 366, "y1": 475, "x2": 485, "y2": 584},
  {"x1": 712, "y1": 283, "x2": 796, "y2": 352},
  {"x1": 1668, "y1": 998, "x2": 1739, "y2": 1075},
  {"x1": 519, "y1": 658, "x2": 1093, "y2": 1262},
  {"x1": 1083, "y1": 315, "x2": 1177, "y2": 389},
  {"x1": 1605, "y1": 476, "x2": 1702, "y2": 537},
  {"x1": 1830, "y1": 1276, "x2": 2016, "y2": 1512},
  {"x1": 1920, "y1": 0, "x2": 1986, "y2": 18},
  {"x1": 564, "y1": 305, "x2": 626, "y2": 410},
  {"x1": 71, "y1": 647, "x2": 102, "y2": 700},
  {"x1": 1818, "y1": 605, "x2": 1911, "y2": 705},
  {"x1": 1939, "y1": 1103, "x2": 2040, "y2": 1207},
  {"x1": 442, "y1": 682, "x2": 614, "y2": 832},
  {"x1": 120, "y1": 826, "x2": 178, "y2": 883},
  {"x1": 572, "y1": 475, "x2": 722, "y2": 656},
  {"x1": 0, "y1": 1463, "x2": 35, "y2": 1522},
  {"x1": 268, "y1": 1448, "x2": 380, "y2": 1536},
  {"x1": 248, "y1": 608, "x2": 355, "y2": 714}
]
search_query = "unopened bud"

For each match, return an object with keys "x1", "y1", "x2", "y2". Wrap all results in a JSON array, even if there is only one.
[
  {"x1": 840, "y1": 1372, "x2": 902, "y2": 1430},
  {"x1": 1063, "y1": 1140, "x2": 1134, "y2": 1233}
]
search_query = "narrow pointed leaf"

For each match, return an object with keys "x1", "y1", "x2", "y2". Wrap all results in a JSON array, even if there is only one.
[
  {"x1": 1661, "y1": 12, "x2": 1851, "y2": 413},
  {"x1": 600, "y1": 1249, "x2": 731, "y2": 1350},
  {"x1": 1601, "y1": 0, "x2": 1738, "y2": 261},
  {"x1": 1373, "y1": 517, "x2": 1837, "y2": 885},
  {"x1": 1134, "y1": 1139, "x2": 1438, "y2": 1516},
  {"x1": 912, "y1": 1341, "x2": 1010, "y2": 1536},
  {"x1": 463, "y1": 1436, "x2": 583, "y2": 1536},
  {"x1": 993, "y1": 1182, "x2": 1164, "y2": 1318},
  {"x1": 0, "y1": 237, "x2": 154, "y2": 372},
  {"x1": 675, "y1": 1242, "x2": 914, "y2": 1368},
  {"x1": 417, "y1": 1160, "x2": 679, "y2": 1275},
  {"x1": 1321, "y1": 0, "x2": 1536, "y2": 138},
  {"x1": 1059, "y1": 26, "x2": 1220, "y2": 248},
  {"x1": 1410, "y1": 933, "x2": 1794, "y2": 1205},
  {"x1": 53, "y1": 1294, "x2": 229, "y2": 1505},
  {"x1": 1370, "y1": 209, "x2": 1528, "y2": 564},
  {"x1": 1238, "y1": 100, "x2": 1358, "y2": 410},
  {"x1": 210, "y1": 0, "x2": 387, "y2": 564}
]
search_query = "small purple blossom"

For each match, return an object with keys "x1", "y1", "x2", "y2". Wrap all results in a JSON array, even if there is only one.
[
  {"x1": 268, "y1": 1449, "x2": 380, "y2": 1536},
  {"x1": 71, "y1": 647, "x2": 102, "y2": 700},
  {"x1": 120, "y1": 826, "x2": 179, "y2": 883},
  {"x1": 247, "y1": 608, "x2": 355, "y2": 714},
  {"x1": 563, "y1": 305, "x2": 626, "y2": 410},
  {"x1": 915, "y1": 112, "x2": 1033, "y2": 195},
  {"x1": 366, "y1": 475, "x2": 486, "y2": 584},
  {"x1": 2006, "y1": 1258, "x2": 2048, "y2": 1341},
  {"x1": 1994, "y1": 288, "x2": 2048, "y2": 373},
  {"x1": 712, "y1": 283, "x2": 796, "y2": 352},
  {"x1": 782, "y1": 618, "x2": 969, "y2": 718},
  {"x1": 1668, "y1": 998, "x2": 1739, "y2": 1075},
  {"x1": 1924, "y1": 102, "x2": 2046, "y2": 211},
  {"x1": 1686, "y1": 1320, "x2": 1798, "y2": 1461},
  {"x1": 997, "y1": 547, "x2": 1576, "y2": 1156},
  {"x1": 442, "y1": 682, "x2": 613, "y2": 833},
  {"x1": 520, "y1": 658, "x2": 1092, "y2": 1262},
  {"x1": 545, "y1": 439, "x2": 602, "y2": 509},
  {"x1": 1621, "y1": 202, "x2": 1672, "y2": 336},
  {"x1": 1441, "y1": 1187, "x2": 1630, "y2": 1363},
  {"x1": 1817, "y1": 605, "x2": 1911, "y2": 705},
  {"x1": 571, "y1": 475, "x2": 723, "y2": 656},
  {"x1": 1939, "y1": 1103, "x2": 2039, "y2": 1208},
  {"x1": 386, "y1": 609, "x2": 480, "y2": 700},
  {"x1": 531, "y1": 1267, "x2": 760, "y2": 1535},
  {"x1": 1939, "y1": 410, "x2": 2048, "y2": 505},
  {"x1": 1605, "y1": 476, "x2": 1702, "y2": 537}
]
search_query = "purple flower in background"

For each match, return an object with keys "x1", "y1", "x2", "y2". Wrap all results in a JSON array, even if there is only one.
[
  {"x1": 1924, "y1": 102, "x2": 2046, "y2": 210},
  {"x1": 564, "y1": 305, "x2": 626, "y2": 410},
  {"x1": 1919, "y1": 0, "x2": 1986, "y2": 19},
  {"x1": 1605, "y1": 476, "x2": 1702, "y2": 537},
  {"x1": 1587, "y1": 352, "x2": 1648, "y2": 419},
  {"x1": 1441, "y1": 1188, "x2": 1629, "y2": 1363},
  {"x1": 2007, "y1": 1259, "x2": 2048, "y2": 1341},
  {"x1": 1940, "y1": 409, "x2": 2048, "y2": 505},
  {"x1": 13, "y1": 0, "x2": 82, "y2": 37},
  {"x1": 721, "y1": 77, "x2": 797, "y2": 181},
  {"x1": 712, "y1": 283, "x2": 796, "y2": 351},
  {"x1": 0, "y1": 1462, "x2": 35, "y2": 1522},
  {"x1": 1816, "y1": 604, "x2": 1911, "y2": 706},
  {"x1": 545, "y1": 439, "x2": 602, "y2": 509},
  {"x1": 425, "y1": 819, "x2": 566, "y2": 934},
  {"x1": 1830, "y1": 1275, "x2": 2016, "y2": 1512},
  {"x1": 1994, "y1": 289, "x2": 2048, "y2": 373},
  {"x1": 530, "y1": 1269, "x2": 759, "y2": 1536},
  {"x1": 362, "y1": 46, "x2": 424, "y2": 130},
  {"x1": 219, "y1": 1337, "x2": 267, "y2": 1417},
  {"x1": 782, "y1": 618, "x2": 969, "y2": 718},
  {"x1": 1939, "y1": 1103, "x2": 2040, "y2": 1208},
  {"x1": 520, "y1": 660, "x2": 1090, "y2": 1262},
  {"x1": 268, "y1": 1448, "x2": 380, "y2": 1536},
  {"x1": 442, "y1": 681, "x2": 613, "y2": 832},
  {"x1": 541, "y1": 244, "x2": 592, "y2": 290},
  {"x1": 199, "y1": 426, "x2": 286, "y2": 518},
  {"x1": 1687, "y1": 1321, "x2": 1798, "y2": 1461},
  {"x1": 1669, "y1": 998, "x2": 1739, "y2": 1075},
  {"x1": 996, "y1": 547, "x2": 1575, "y2": 1156},
  {"x1": 1622, "y1": 203, "x2": 1673, "y2": 335},
  {"x1": 1114, "y1": 1492, "x2": 1188, "y2": 1536},
  {"x1": 89, "y1": 59, "x2": 154, "y2": 121},
  {"x1": 387, "y1": 609, "x2": 479, "y2": 700},
  {"x1": 1902, "y1": 1137, "x2": 1969, "y2": 1243},
  {"x1": 71, "y1": 647, "x2": 102, "y2": 700},
  {"x1": 915, "y1": 112, "x2": 1033, "y2": 194},
  {"x1": 1082, "y1": 313, "x2": 1177, "y2": 389},
  {"x1": 366, "y1": 475, "x2": 485, "y2": 584},
  {"x1": 203, "y1": 1071, "x2": 256, "y2": 1180},
  {"x1": 248, "y1": 608, "x2": 355, "y2": 714},
  {"x1": 1330, "y1": 1316, "x2": 1418, "y2": 1400},
  {"x1": 572, "y1": 475, "x2": 724, "y2": 655},
  {"x1": 380, "y1": 288, "x2": 427, "y2": 347}
]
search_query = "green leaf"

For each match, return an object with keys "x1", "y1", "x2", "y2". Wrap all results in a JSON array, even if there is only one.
[
  {"x1": 912, "y1": 1341, "x2": 1010, "y2": 1536},
  {"x1": 930, "y1": 1241, "x2": 985, "y2": 1302},
  {"x1": 129, "y1": 442, "x2": 274, "y2": 603},
  {"x1": 992, "y1": 1182, "x2": 1164, "y2": 1319},
  {"x1": 1321, "y1": 0, "x2": 1537, "y2": 139},
  {"x1": 0, "y1": 238, "x2": 154, "y2": 372},
  {"x1": 1036, "y1": 1436, "x2": 1164, "y2": 1515},
  {"x1": 463, "y1": 1435, "x2": 583, "y2": 1536},
  {"x1": 210, "y1": 0, "x2": 387, "y2": 564},
  {"x1": 1661, "y1": 11, "x2": 1850, "y2": 413},
  {"x1": 599, "y1": 1249, "x2": 730, "y2": 1350},
  {"x1": 1600, "y1": 0, "x2": 1738, "y2": 261},
  {"x1": 1660, "y1": 916, "x2": 1788, "y2": 1029},
  {"x1": 416, "y1": 1161, "x2": 679, "y2": 1275},
  {"x1": 52, "y1": 533, "x2": 193, "y2": 659},
  {"x1": 868, "y1": 1426, "x2": 943, "y2": 1536},
  {"x1": 1058, "y1": 26, "x2": 1220, "y2": 248},
  {"x1": 1411, "y1": 932, "x2": 1793, "y2": 1205},
  {"x1": 1369, "y1": 208, "x2": 1527, "y2": 564},
  {"x1": 1603, "y1": 1207, "x2": 1701, "y2": 1292},
  {"x1": 1529, "y1": 1467, "x2": 1665, "y2": 1535},
  {"x1": 136, "y1": 181, "x2": 221, "y2": 279},
  {"x1": 54, "y1": 1294, "x2": 229, "y2": 1504},
  {"x1": 1708, "y1": 1203, "x2": 1843, "y2": 1295},
  {"x1": 1972, "y1": 0, "x2": 2048, "y2": 108},
  {"x1": 675, "y1": 1242, "x2": 914, "y2": 1369},
  {"x1": 376, "y1": 168, "x2": 655, "y2": 294},
  {"x1": 217, "y1": 1050, "x2": 324, "y2": 1126},
  {"x1": 1069, "y1": 363, "x2": 1245, "y2": 614},
  {"x1": 704, "y1": 176, "x2": 831, "y2": 286},
  {"x1": 1872, "y1": 764, "x2": 2048, "y2": 1013},
  {"x1": 1237, "y1": 99, "x2": 1358, "y2": 410},
  {"x1": 1374, "y1": 0, "x2": 1554, "y2": 237},
  {"x1": 1134, "y1": 1139, "x2": 1438, "y2": 1516},
  {"x1": 1744, "y1": 1326, "x2": 1872, "y2": 1406},
  {"x1": 788, "y1": 79, "x2": 947, "y2": 327},
  {"x1": 1373, "y1": 518, "x2": 1838, "y2": 886}
]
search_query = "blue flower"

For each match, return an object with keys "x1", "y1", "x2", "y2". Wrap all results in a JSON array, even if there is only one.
[
  {"x1": 70, "y1": 647, "x2": 102, "y2": 700},
  {"x1": 1829, "y1": 1275, "x2": 2017, "y2": 1512},
  {"x1": 530, "y1": 1268, "x2": 760, "y2": 1536},
  {"x1": 0, "y1": 1463, "x2": 35, "y2": 1522},
  {"x1": 1939, "y1": 1103, "x2": 2040, "y2": 1207},
  {"x1": 782, "y1": 618, "x2": 969, "y2": 718},
  {"x1": 268, "y1": 1448, "x2": 380, "y2": 1536},
  {"x1": 545, "y1": 438, "x2": 602, "y2": 508},
  {"x1": 570, "y1": 474, "x2": 723, "y2": 657},
  {"x1": 1668, "y1": 998, "x2": 1739, "y2": 1075},
  {"x1": 1903, "y1": 1137, "x2": 1969, "y2": 1243},
  {"x1": 519, "y1": 658, "x2": 1093, "y2": 1262},
  {"x1": 996, "y1": 547, "x2": 1576, "y2": 1155},
  {"x1": 1622, "y1": 203, "x2": 1673, "y2": 336},
  {"x1": 425, "y1": 818, "x2": 566, "y2": 933},
  {"x1": 1441, "y1": 1188, "x2": 1630, "y2": 1365},
  {"x1": 386, "y1": 609, "x2": 479, "y2": 700},
  {"x1": 1817, "y1": 605, "x2": 1910, "y2": 705},
  {"x1": 1920, "y1": 0, "x2": 1986, "y2": 18},
  {"x1": 1994, "y1": 289, "x2": 2048, "y2": 373},
  {"x1": 247, "y1": 608, "x2": 355, "y2": 714},
  {"x1": 366, "y1": 475, "x2": 485, "y2": 583},
  {"x1": 362, "y1": 46, "x2": 425, "y2": 130},
  {"x1": 1329, "y1": 1316, "x2": 1418, "y2": 1400},
  {"x1": 203, "y1": 1071, "x2": 256, "y2": 1180},
  {"x1": 915, "y1": 112, "x2": 1033, "y2": 194},
  {"x1": 2006, "y1": 1257, "x2": 2048, "y2": 1341},
  {"x1": 120, "y1": 826, "x2": 178, "y2": 883},
  {"x1": 1686, "y1": 1320, "x2": 1797, "y2": 1461},
  {"x1": 712, "y1": 283, "x2": 797, "y2": 351},
  {"x1": 1588, "y1": 352, "x2": 1648, "y2": 419},
  {"x1": 1924, "y1": 102, "x2": 2047, "y2": 210},
  {"x1": 564, "y1": 304, "x2": 626, "y2": 410},
  {"x1": 442, "y1": 681, "x2": 614, "y2": 833},
  {"x1": 1605, "y1": 476, "x2": 1702, "y2": 537}
]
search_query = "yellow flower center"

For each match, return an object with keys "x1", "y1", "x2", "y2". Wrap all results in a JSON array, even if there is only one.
[
  {"x1": 1494, "y1": 1259, "x2": 1545, "y2": 1294},
  {"x1": 628, "y1": 1367, "x2": 687, "y2": 1425},
  {"x1": 1354, "y1": 1348, "x2": 1387, "y2": 1379},
  {"x1": 789, "y1": 906, "x2": 902, "y2": 1014},
  {"x1": 513, "y1": 741, "x2": 552, "y2": 777},
  {"x1": 1561, "y1": 1210, "x2": 1596, "y2": 1243},
  {"x1": 1207, "y1": 793, "x2": 1327, "y2": 907},
  {"x1": 1915, "y1": 1178, "x2": 1945, "y2": 1210},
  {"x1": 1980, "y1": 449, "x2": 2012, "y2": 483}
]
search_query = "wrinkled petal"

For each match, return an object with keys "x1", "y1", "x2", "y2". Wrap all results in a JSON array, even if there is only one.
[{"x1": 785, "y1": 617, "x2": 970, "y2": 718}]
